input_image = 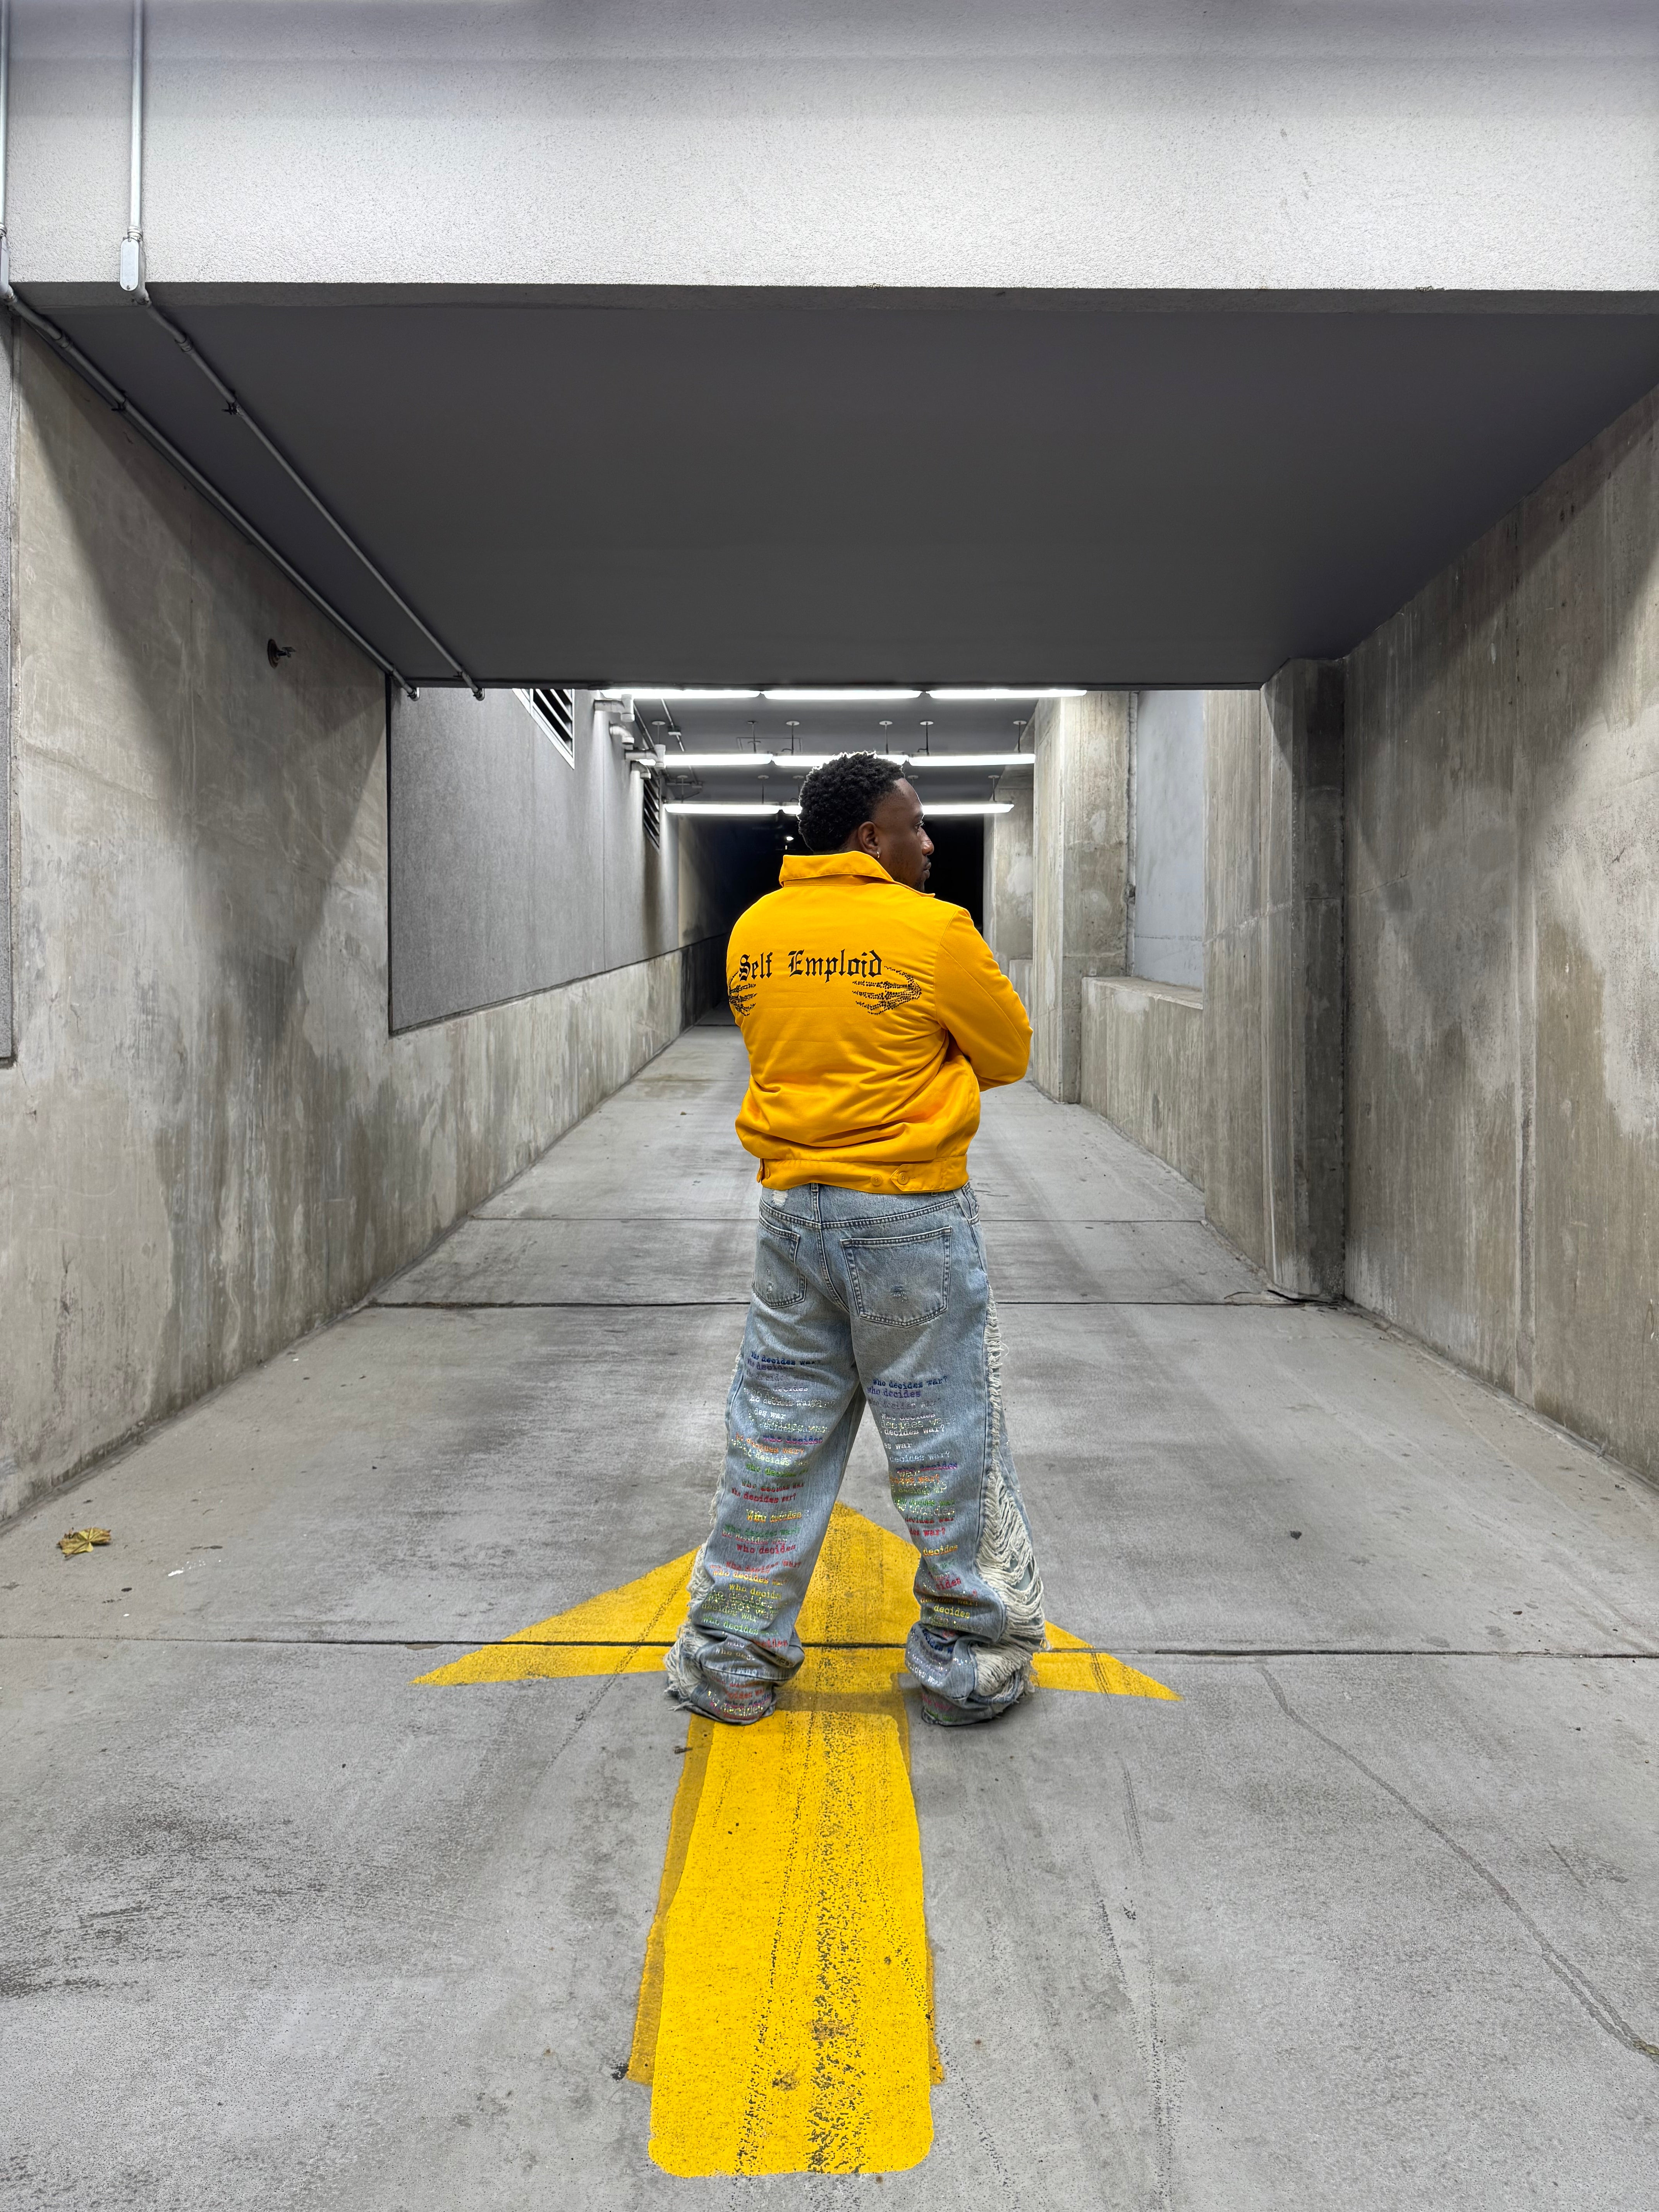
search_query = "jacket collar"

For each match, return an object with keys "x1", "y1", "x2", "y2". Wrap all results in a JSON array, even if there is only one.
[{"x1": 779, "y1": 852, "x2": 895, "y2": 886}]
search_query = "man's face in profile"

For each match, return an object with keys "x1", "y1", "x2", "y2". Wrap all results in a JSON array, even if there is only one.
[{"x1": 860, "y1": 779, "x2": 934, "y2": 890}]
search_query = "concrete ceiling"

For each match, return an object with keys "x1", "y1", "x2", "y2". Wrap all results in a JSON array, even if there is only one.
[{"x1": 38, "y1": 288, "x2": 1659, "y2": 689}]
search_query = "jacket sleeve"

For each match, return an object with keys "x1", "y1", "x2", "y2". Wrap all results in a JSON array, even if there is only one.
[{"x1": 934, "y1": 910, "x2": 1032, "y2": 1089}]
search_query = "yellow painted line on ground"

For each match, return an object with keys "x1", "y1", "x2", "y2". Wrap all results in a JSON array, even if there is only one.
[
  {"x1": 417, "y1": 1505, "x2": 1175, "y2": 2176},
  {"x1": 635, "y1": 1646, "x2": 939, "y2": 2176},
  {"x1": 416, "y1": 1544, "x2": 699, "y2": 1683}
]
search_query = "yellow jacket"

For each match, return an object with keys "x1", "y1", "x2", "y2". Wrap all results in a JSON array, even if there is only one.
[{"x1": 728, "y1": 852, "x2": 1032, "y2": 1192}]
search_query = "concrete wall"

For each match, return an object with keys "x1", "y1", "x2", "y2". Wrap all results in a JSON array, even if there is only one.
[
  {"x1": 1130, "y1": 690, "x2": 1205, "y2": 989},
  {"x1": 1031, "y1": 692, "x2": 1129, "y2": 1102},
  {"x1": 14, "y1": 2, "x2": 1658, "y2": 292},
  {"x1": 0, "y1": 322, "x2": 13, "y2": 1064},
  {"x1": 982, "y1": 780, "x2": 1034, "y2": 966},
  {"x1": 1204, "y1": 690, "x2": 1266, "y2": 1257},
  {"x1": 1081, "y1": 977, "x2": 1204, "y2": 1188},
  {"x1": 1203, "y1": 667, "x2": 1346, "y2": 1298},
  {"x1": 1347, "y1": 384, "x2": 1659, "y2": 1479},
  {"x1": 0, "y1": 335, "x2": 700, "y2": 1524},
  {"x1": 388, "y1": 687, "x2": 682, "y2": 1031},
  {"x1": 1063, "y1": 692, "x2": 1205, "y2": 1180},
  {"x1": 1187, "y1": 376, "x2": 1659, "y2": 1477}
]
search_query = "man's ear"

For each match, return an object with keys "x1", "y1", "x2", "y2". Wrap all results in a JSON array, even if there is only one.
[{"x1": 852, "y1": 819, "x2": 881, "y2": 857}]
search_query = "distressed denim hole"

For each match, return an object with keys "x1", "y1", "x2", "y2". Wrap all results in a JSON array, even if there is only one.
[{"x1": 844, "y1": 1230, "x2": 950, "y2": 1326}]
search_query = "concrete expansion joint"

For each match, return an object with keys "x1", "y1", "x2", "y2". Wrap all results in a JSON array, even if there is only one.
[
  {"x1": 9, "y1": 1633, "x2": 1657, "y2": 1661},
  {"x1": 1144, "y1": 1645, "x2": 1659, "y2": 1662}
]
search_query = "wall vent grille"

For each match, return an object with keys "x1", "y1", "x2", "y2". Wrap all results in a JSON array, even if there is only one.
[
  {"x1": 641, "y1": 772, "x2": 663, "y2": 849},
  {"x1": 516, "y1": 685, "x2": 576, "y2": 763}
]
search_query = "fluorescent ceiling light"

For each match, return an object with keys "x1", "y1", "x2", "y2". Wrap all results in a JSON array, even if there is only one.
[
  {"x1": 657, "y1": 752, "x2": 778, "y2": 770},
  {"x1": 922, "y1": 802, "x2": 1014, "y2": 816},
  {"x1": 617, "y1": 686, "x2": 761, "y2": 700},
  {"x1": 772, "y1": 751, "x2": 1028, "y2": 772},
  {"x1": 773, "y1": 752, "x2": 906, "y2": 772},
  {"x1": 763, "y1": 688, "x2": 921, "y2": 703},
  {"x1": 924, "y1": 687, "x2": 1087, "y2": 701},
  {"x1": 663, "y1": 800, "x2": 802, "y2": 817},
  {"x1": 900, "y1": 753, "x2": 1033, "y2": 769}
]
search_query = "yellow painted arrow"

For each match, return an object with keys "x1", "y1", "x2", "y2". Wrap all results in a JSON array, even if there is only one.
[{"x1": 417, "y1": 1504, "x2": 1174, "y2": 2178}]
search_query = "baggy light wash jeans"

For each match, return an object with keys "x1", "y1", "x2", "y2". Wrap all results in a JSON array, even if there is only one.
[{"x1": 666, "y1": 1180, "x2": 1046, "y2": 1728}]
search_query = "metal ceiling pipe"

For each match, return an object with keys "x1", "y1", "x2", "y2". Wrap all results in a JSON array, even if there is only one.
[
  {"x1": 139, "y1": 300, "x2": 485, "y2": 697},
  {"x1": 0, "y1": 0, "x2": 438, "y2": 699},
  {"x1": 129, "y1": 0, "x2": 143, "y2": 233},
  {"x1": 106, "y1": 0, "x2": 484, "y2": 697},
  {"x1": 2, "y1": 289, "x2": 422, "y2": 698},
  {"x1": 0, "y1": 3, "x2": 411, "y2": 685},
  {"x1": 0, "y1": 0, "x2": 11, "y2": 297},
  {"x1": 119, "y1": 0, "x2": 145, "y2": 297}
]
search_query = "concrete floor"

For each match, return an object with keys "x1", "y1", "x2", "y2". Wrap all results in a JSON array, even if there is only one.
[{"x1": 3, "y1": 1017, "x2": 1657, "y2": 2210}]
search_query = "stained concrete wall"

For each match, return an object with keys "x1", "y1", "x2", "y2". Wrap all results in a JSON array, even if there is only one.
[
  {"x1": 1347, "y1": 385, "x2": 1659, "y2": 1479},
  {"x1": 0, "y1": 335, "x2": 700, "y2": 1524},
  {"x1": 1031, "y1": 692, "x2": 1129, "y2": 1102},
  {"x1": 0, "y1": 321, "x2": 13, "y2": 1065},
  {"x1": 1075, "y1": 692, "x2": 1204, "y2": 1179},
  {"x1": 1130, "y1": 690, "x2": 1206, "y2": 989},
  {"x1": 388, "y1": 687, "x2": 682, "y2": 1031},
  {"x1": 1081, "y1": 977, "x2": 1204, "y2": 1188},
  {"x1": 1204, "y1": 690, "x2": 1266, "y2": 1261},
  {"x1": 1203, "y1": 668, "x2": 1345, "y2": 1298},
  {"x1": 982, "y1": 780, "x2": 1034, "y2": 967}
]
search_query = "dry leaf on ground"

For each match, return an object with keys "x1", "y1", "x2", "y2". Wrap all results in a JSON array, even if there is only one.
[{"x1": 58, "y1": 1528, "x2": 112, "y2": 1557}]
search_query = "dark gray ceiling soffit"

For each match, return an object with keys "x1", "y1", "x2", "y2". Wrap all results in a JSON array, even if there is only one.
[{"x1": 30, "y1": 286, "x2": 1659, "y2": 690}]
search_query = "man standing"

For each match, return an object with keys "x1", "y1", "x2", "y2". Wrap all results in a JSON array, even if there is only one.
[{"x1": 666, "y1": 753, "x2": 1044, "y2": 1729}]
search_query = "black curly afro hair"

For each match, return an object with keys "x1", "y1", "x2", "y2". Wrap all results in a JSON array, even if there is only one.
[{"x1": 797, "y1": 752, "x2": 903, "y2": 854}]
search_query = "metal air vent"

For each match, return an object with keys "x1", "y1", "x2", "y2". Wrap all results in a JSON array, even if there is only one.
[{"x1": 516, "y1": 685, "x2": 576, "y2": 763}]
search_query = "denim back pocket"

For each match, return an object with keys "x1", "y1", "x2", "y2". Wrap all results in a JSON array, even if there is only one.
[
  {"x1": 844, "y1": 1230, "x2": 950, "y2": 1326},
  {"x1": 754, "y1": 1218, "x2": 808, "y2": 1310}
]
